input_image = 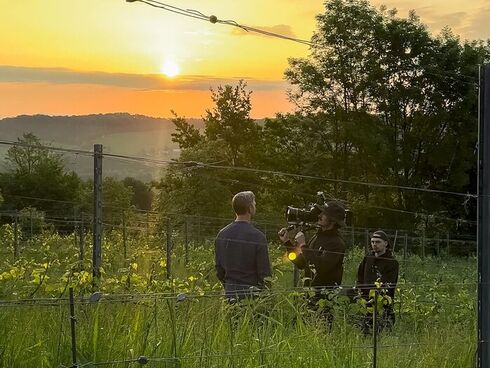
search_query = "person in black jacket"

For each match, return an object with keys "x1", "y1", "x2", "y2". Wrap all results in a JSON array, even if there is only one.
[
  {"x1": 279, "y1": 201, "x2": 347, "y2": 324},
  {"x1": 356, "y1": 230, "x2": 399, "y2": 332}
]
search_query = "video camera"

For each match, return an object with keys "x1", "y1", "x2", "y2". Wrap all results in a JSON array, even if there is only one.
[{"x1": 285, "y1": 192, "x2": 352, "y2": 230}]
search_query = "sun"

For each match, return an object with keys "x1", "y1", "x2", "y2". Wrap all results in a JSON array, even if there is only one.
[{"x1": 161, "y1": 60, "x2": 180, "y2": 78}]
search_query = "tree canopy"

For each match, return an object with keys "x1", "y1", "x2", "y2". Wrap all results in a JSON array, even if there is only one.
[
  {"x1": 0, "y1": 133, "x2": 82, "y2": 220},
  {"x1": 158, "y1": 0, "x2": 489, "y2": 233}
]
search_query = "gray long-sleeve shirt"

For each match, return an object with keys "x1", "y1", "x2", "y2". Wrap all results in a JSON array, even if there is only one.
[{"x1": 215, "y1": 221, "x2": 271, "y2": 293}]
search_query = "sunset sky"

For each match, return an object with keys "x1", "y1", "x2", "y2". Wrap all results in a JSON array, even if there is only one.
[{"x1": 1, "y1": 0, "x2": 489, "y2": 119}]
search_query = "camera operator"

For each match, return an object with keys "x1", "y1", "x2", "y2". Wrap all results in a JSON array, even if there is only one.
[
  {"x1": 215, "y1": 191, "x2": 272, "y2": 302},
  {"x1": 278, "y1": 201, "x2": 347, "y2": 323},
  {"x1": 356, "y1": 230, "x2": 399, "y2": 332}
]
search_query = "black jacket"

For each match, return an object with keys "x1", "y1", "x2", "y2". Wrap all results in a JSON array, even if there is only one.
[
  {"x1": 356, "y1": 250, "x2": 399, "y2": 298},
  {"x1": 215, "y1": 221, "x2": 271, "y2": 291},
  {"x1": 286, "y1": 228, "x2": 345, "y2": 287}
]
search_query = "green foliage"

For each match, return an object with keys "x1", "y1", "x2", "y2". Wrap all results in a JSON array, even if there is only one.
[
  {"x1": 170, "y1": 110, "x2": 203, "y2": 149},
  {"x1": 103, "y1": 177, "x2": 134, "y2": 223},
  {"x1": 0, "y1": 133, "x2": 83, "y2": 228},
  {"x1": 17, "y1": 206, "x2": 46, "y2": 238},
  {"x1": 0, "y1": 4, "x2": 485, "y2": 364},
  {"x1": 154, "y1": 1, "x2": 489, "y2": 233},
  {"x1": 158, "y1": 81, "x2": 262, "y2": 220},
  {"x1": 122, "y1": 177, "x2": 153, "y2": 211},
  {"x1": 5, "y1": 133, "x2": 62, "y2": 175},
  {"x1": 78, "y1": 176, "x2": 136, "y2": 226},
  {"x1": 282, "y1": 0, "x2": 490, "y2": 230},
  {"x1": 203, "y1": 80, "x2": 258, "y2": 166},
  {"x1": 0, "y1": 227, "x2": 477, "y2": 367}
]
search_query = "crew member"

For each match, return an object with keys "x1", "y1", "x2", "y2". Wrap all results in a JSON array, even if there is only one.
[
  {"x1": 279, "y1": 201, "x2": 347, "y2": 324},
  {"x1": 356, "y1": 230, "x2": 399, "y2": 332}
]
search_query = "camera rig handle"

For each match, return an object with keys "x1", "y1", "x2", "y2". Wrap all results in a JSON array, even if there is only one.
[{"x1": 286, "y1": 223, "x2": 319, "y2": 232}]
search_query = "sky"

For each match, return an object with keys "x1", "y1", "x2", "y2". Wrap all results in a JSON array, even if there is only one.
[{"x1": 1, "y1": 0, "x2": 489, "y2": 119}]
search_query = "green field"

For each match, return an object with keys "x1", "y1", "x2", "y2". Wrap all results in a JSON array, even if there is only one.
[{"x1": 0, "y1": 226, "x2": 477, "y2": 367}]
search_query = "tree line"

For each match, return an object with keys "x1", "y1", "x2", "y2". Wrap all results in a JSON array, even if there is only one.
[
  {"x1": 1, "y1": 0, "x2": 488, "y2": 237},
  {"x1": 158, "y1": 0, "x2": 490, "y2": 235},
  {"x1": 0, "y1": 133, "x2": 154, "y2": 234}
]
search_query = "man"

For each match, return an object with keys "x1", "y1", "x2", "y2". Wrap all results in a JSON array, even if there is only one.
[
  {"x1": 215, "y1": 191, "x2": 271, "y2": 301},
  {"x1": 356, "y1": 230, "x2": 399, "y2": 331},
  {"x1": 279, "y1": 201, "x2": 347, "y2": 322}
]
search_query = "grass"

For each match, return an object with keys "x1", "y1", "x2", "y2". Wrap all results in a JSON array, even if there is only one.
[
  {"x1": 0, "y1": 228, "x2": 478, "y2": 367},
  {"x1": 0, "y1": 288, "x2": 476, "y2": 367}
]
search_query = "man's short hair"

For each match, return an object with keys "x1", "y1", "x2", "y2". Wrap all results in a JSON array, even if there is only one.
[{"x1": 232, "y1": 191, "x2": 255, "y2": 215}]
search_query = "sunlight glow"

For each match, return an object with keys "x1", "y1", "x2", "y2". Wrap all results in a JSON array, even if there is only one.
[{"x1": 161, "y1": 60, "x2": 180, "y2": 78}]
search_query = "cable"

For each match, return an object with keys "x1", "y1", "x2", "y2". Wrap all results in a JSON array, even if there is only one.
[
  {"x1": 423, "y1": 70, "x2": 479, "y2": 88},
  {"x1": 0, "y1": 278, "x2": 479, "y2": 308},
  {"x1": 0, "y1": 140, "x2": 93, "y2": 157},
  {"x1": 7, "y1": 194, "x2": 80, "y2": 205},
  {"x1": 365, "y1": 204, "x2": 476, "y2": 225},
  {"x1": 84, "y1": 351, "x2": 375, "y2": 367},
  {"x1": 0, "y1": 139, "x2": 478, "y2": 198},
  {"x1": 126, "y1": 0, "x2": 482, "y2": 101},
  {"x1": 125, "y1": 0, "x2": 480, "y2": 88},
  {"x1": 127, "y1": 0, "x2": 315, "y2": 46},
  {"x1": 201, "y1": 162, "x2": 477, "y2": 199},
  {"x1": 102, "y1": 213, "x2": 465, "y2": 242},
  {"x1": 0, "y1": 221, "x2": 476, "y2": 265},
  {"x1": 193, "y1": 173, "x2": 477, "y2": 225}
]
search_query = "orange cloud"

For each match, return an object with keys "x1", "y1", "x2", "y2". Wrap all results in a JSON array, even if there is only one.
[{"x1": 0, "y1": 65, "x2": 288, "y2": 92}]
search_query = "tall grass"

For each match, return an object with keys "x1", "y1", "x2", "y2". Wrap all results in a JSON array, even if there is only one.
[
  {"x1": 0, "y1": 229, "x2": 477, "y2": 367},
  {"x1": 0, "y1": 267, "x2": 476, "y2": 367}
]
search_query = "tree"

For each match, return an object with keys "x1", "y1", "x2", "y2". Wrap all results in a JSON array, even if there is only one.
[
  {"x1": 156, "y1": 1, "x2": 489, "y2": 232},
  {"x1": 122, "y1": 177, "x2": 153, "y2": 211},
  {"x1": 170, "y1": 111, "x2": 203, "y2": 150},
  {"x1": 0, "y1": 133, "x2": 83, "y2": 226},
  {"x1": 157, "y1": 81, "x2": 263, "y2": 220},
  {"x1": 5, "y1": 133, "x2": 61, "y2": 175},
  {"x1": 203, "y1": 80, "x2": 259, "y2": 166},
  {"x1": 78, "y1": 177, "x2": 135, "y2": 226},
  {"x1": 282, "y1": 0, "x2": 489, "y2": 230},
  {"x1": 102, "y1": 177, "x2": 134, "y2": 225}
]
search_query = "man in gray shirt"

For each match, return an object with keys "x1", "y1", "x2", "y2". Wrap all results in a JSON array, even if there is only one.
[{"x1": 215, "y1": 191, "x2": 271, "y2": 301}]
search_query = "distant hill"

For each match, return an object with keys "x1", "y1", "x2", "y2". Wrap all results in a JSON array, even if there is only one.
[{"x1": 0, "y1": 113, "x2": 204, "y2": 180}]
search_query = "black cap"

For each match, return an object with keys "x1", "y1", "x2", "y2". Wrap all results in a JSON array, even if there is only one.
[
  {"x1": 371, "y1": 230, "x2": 389, "y2": 244},
  {"x1": 321, "y1": 201, "x2": 346, "y2": 227}
]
